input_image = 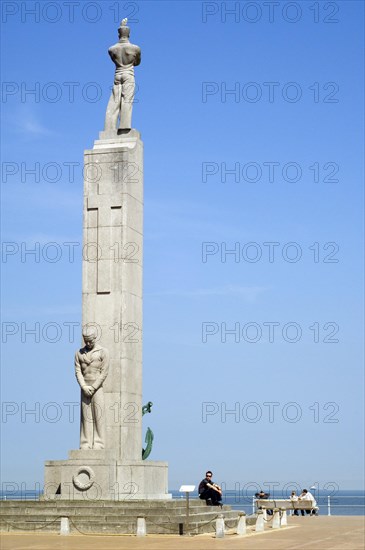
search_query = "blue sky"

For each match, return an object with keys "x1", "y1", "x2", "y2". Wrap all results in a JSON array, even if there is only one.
[{"x1": 1, "y1": 0, "x2": 364, "y2": 494}]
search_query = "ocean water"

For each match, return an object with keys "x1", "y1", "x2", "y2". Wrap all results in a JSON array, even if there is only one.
[
  {"x1": 170, "y1": 489, "x2": 365, "y2": 516},
  {"x1": 1, "y1": 489, "x2": 364, "y2": 516}
]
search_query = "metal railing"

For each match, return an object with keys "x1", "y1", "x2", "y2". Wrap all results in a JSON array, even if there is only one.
[{"x1": 251, "y1": 495, "x2": 365, "y2": 516}]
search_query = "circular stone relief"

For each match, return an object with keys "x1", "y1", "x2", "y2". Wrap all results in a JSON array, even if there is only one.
[{"x1": 72, "y1": 466, "x2": 95, "y2": 490}]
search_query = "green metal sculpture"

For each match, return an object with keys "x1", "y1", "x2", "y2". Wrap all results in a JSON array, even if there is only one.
[{"x1": 142, "y1": 401, "x2": 154, "y2": 460}]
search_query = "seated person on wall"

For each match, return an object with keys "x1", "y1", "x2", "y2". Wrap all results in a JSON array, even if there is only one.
[
  {"x1": 198, "y1": 470, "x2": 223, "y2": 506},
  {"x1": 255, "y1": 490, "x2": 273, "y2": 515},
  {"x1": 298, "y1": 489, "x2": 319, "y2": 516}
]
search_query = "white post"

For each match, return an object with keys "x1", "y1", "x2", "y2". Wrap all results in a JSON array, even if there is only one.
[
  {"x1": 280, "y1": 508, "x2": 287, "y2": 527},
  {"x1": 236, "y1": 512, "x2": 246, "y2": 535},
  {"x1": 252, "y1": 496, "x2": 255, "y2": 514},
  {"x1": 328, "y1": 495, "x2": 331, "y2": 516},
  {"x1": 216, "y1": 514, "x2": 225, "y2": 538},
  {"x1": 60, "y1": 517, "x2": 70, "y2": 535},
  {"x1": 136, "y1": 516, "x2": 146, "y2": 536},
  {"x1": 272, "y1": 508, "x2": 281, "y2": 529},
  {"x1": 262, "y1": 507, "x2": 267, "y2": 520},
  {"x1": 255, "y1": 510, "x2": 264, "y2": 532}
]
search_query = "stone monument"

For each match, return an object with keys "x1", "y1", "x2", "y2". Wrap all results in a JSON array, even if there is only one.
[
  {"x1": 104, "y1": 18, "x2": 141, "y2": 133},
  {"x1": 75, "y1": 326, "x2": 109, "y2": 450},
  {"x1": 44, "y1": 20, "x2": 170, "y2": 500}
]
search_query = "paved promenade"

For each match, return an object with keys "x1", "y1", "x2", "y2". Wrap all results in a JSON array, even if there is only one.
[{"x1": 1, "y1": 516, "x2": 364, "y2": 550}]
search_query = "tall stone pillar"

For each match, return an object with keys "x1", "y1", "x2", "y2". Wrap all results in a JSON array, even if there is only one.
[
  {"x1": 44, "y1": 18, "x2": 170, "y2": 499},
  {"x1": 44, "y1": 131, "x2": 170, "y2": 500},
  {"x1": 83, "y1": 132, "x2": 144, "y2": 463}
]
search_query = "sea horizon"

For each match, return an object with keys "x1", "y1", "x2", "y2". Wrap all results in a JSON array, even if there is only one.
[{"x1": 1, "y1": 488, "x2": 364, "y2": 516}]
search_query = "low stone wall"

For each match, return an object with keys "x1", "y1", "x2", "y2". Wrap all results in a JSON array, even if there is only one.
[{"x1": 0, "y1": 499, "x2": 254, "y2": 535}]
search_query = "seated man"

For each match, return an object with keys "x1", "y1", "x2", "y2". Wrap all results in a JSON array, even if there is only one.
[
  {"x1": 290, "y1": 490, "x2": 299, "y2": 516},
  {"x1": 198, "y1": 470, "x2": 223, "y2": 506},
  {"x1": 298, "y1": 489, "x2": 319, "y2": 516},
  {"x1": 255, "y1": 490, "x2": 273, "y2": 515},
  {"x1": 255, "y1": 490, "x2": 269, "y2": 499}
]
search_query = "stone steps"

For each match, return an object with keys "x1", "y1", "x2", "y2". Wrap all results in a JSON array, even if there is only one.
[
  {"x1": 2, "y1": 499, "x2": 209, "y2": 509},
  {"x1": 0, "y1": 511, "x2": 240, "y2": 521},
  {"x1": 0, "y1": 505, "x2": 233, "y2": 516},
  {"x1": 0, "y1": 510, "x2": 241, "y2": 520},
  {"x1": 0, "y1": 521, "x2": 237, "y2": 535},
  {"x1": 0, "y1": 499, "x2": 213, "y2": 509},
  {"x1": 0, "y1": 500, "x2": 249, "y2": 534}
]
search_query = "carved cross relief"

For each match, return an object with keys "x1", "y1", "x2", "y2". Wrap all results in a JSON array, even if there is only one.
[{"x1": 87, "y1": 176, "x2": 122, "y2": 294}]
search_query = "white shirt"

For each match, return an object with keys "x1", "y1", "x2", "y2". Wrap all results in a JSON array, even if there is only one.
[{"x1": 300, "y1": 491, "x2": 317, "y2": 507}]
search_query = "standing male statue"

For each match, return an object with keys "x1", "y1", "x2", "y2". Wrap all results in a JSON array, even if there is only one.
[
  {"x1": 75, "y1": 327, "x2": 109, "y2": 449},
  {"x1": 104, "y1": 18, "x2": 141, "y2": 133}
]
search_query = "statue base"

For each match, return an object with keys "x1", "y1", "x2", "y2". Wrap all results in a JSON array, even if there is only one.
[
  {"x1": 44, "y1": 450, "x2": 170, "y2": 500},
  {"x1": 96, "y1": 128, "x2": 140, "y2": 147}
]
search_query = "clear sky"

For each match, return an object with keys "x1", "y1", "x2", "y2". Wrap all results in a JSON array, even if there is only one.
[{"x1": 1, "y1": 0, "x2": 364, "y2": 495}]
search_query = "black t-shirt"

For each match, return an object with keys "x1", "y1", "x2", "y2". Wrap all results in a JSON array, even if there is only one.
[
  {"x1": 198, "y1": 478, "x2": 212, "y2": 494},
  {"x1": 255, "y1": 492, "x2": 270, "y2": 499}
]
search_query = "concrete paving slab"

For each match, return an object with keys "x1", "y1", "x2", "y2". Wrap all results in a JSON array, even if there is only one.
[{"x1": 1, "y1": 516, "x2": 364, "y2": 550}]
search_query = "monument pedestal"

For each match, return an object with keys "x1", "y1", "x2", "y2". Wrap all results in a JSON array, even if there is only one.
[
  {"x1": 44, "y1": 452, "x2": 169, "y2": 500},
  {"x1": 44, "y1": 130, "x2": 170, "y2": 501}
]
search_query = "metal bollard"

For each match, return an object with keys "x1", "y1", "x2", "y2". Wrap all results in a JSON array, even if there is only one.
[
  {"x1": 280, "y1": 508, "x2": 287, "y2": 527},
  {"x1": 255, "y1": 510, "x2": 264, "y2": 532},
  {"x1": 216, "y1": 514, "x2": 225, "y2": 538},
  {"x1": 60, "y1": 517, "x2": 70, "y2": 535},
  {"x1": 236, "y1": 511, "x2": 247, "y2": 535},
  {"x1": 136, "y1": 516, "x2": 146, "y2": 536},
  {"x1": 272, "y1": 508, "x2": 281, "y2": 529}
]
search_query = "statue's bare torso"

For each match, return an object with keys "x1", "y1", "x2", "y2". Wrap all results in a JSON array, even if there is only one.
[{"x1": 108, "y1": 42, "x2": 141, "y2": 71}]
